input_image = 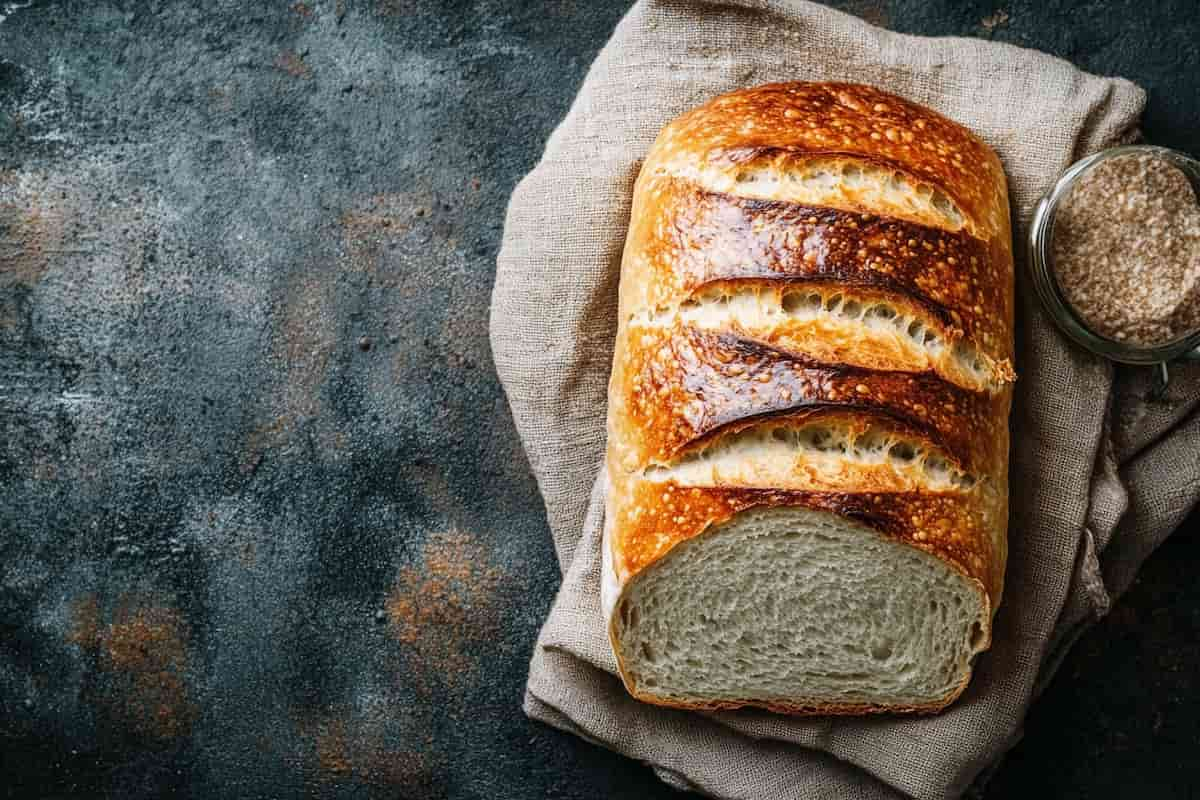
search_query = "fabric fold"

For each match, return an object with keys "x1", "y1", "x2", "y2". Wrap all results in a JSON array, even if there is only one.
[{"x1": 490, "y1": 1, "x2": 1199, "y2": 798}]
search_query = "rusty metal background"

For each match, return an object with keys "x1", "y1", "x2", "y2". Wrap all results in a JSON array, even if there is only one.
[{"x1": 1, "y1": 1, "x2": 1198, "y2": 798}]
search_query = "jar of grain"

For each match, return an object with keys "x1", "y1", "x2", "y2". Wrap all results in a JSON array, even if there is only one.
[{"x1": 1029, "y1": 145, "x2": 1200, "y2": 372}]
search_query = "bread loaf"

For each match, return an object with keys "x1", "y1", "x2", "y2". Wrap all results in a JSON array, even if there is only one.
[{"x1": 602, "y1": 82, "x2": 1014, "y2": 715}]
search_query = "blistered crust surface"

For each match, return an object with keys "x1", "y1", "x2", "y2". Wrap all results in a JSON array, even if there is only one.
[{"x1": 610, "y1": 325, "x2": 1004, "y2": 475}]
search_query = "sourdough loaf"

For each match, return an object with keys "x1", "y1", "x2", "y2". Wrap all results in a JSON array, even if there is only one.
[{"x1": 602, "y1": 82, "x2": 1014, "y2": 714}]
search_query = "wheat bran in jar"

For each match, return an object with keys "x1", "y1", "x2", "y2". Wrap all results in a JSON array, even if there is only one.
[{"x1": 1051, "y1": 153, "x2": 1200, "y2": 346}]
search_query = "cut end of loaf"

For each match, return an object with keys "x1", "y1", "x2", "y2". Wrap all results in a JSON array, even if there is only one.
[{"x1": 610, "y1": 506, "x2": 988, "y2": 713}]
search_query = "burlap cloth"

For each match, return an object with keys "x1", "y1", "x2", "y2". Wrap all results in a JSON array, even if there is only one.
[{"x1": 490, "y1": 2, "x2": 1200, "y2": 797}]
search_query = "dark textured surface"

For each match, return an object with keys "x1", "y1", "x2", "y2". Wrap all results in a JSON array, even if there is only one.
[{"x1": 0, "y1": 1, "x2": 1197, "y2": 798}]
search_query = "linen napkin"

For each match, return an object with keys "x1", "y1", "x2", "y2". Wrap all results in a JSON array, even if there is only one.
[{"x1": 491, "y1": 2, "x2": 1200, "y2": 797}]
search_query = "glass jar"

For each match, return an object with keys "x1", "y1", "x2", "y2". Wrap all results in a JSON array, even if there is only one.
[{"x1": 1028, "y1": 144, "x2": 1200, "y2": 381}]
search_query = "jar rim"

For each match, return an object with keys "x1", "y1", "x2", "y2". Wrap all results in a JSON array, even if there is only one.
[{"x1": 1028, "y1": 144, "x2": 1200, "y2": 365}]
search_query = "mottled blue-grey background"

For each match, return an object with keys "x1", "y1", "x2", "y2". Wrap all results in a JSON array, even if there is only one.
[{"x1": 1, "y1": 1, "x2": 1198, "y2": 798}]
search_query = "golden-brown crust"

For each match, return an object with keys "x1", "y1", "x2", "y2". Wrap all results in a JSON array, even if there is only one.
[
  {"x1": 610, "y1": 324, "x2": 1005, "y2": 476},
  {"x1": 604, "y1": 81, "x2": 1014, "y2": 715},
  {"x1": 623, "y1": 178, "x2": 1012, "y2": 365},
  {"x1": 645, "y1": 82, "x2": 1009, "y2": 241},
  {"x1": 642, "y1": 280, "x2": 1008, "y2": 393}
]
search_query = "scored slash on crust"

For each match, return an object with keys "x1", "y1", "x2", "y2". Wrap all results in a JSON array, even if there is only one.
[
  {"x1": 630, "y1": 282, "x2": 1010, "y2": 394},
  {"x1": 643, "y1": 414, "x2": 979, "y2": 494}
]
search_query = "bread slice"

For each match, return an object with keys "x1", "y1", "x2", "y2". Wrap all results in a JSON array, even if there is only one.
[{"x1": 609, "y1": 506, "x2": 987, "y2": 713}]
